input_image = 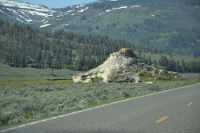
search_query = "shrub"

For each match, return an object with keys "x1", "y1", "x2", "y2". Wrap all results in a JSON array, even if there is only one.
[
  {"x1": 0, "y1": 74, "x2": 199, "y2": 130},
  {"x1": 122, "y1": 91, "x2": 130, "y2": 97},
  {"x1": 139, "y1": 72, "x2": 152, "y2": 77},
  {"x1": 156, "y1": 73, "x2": 179, "y2": 81},
  {"x1": 23, "y1": 112, "x2": 36, "y2": 119},
  {"x1": 90, "y1": 76, "x2": 103, "y2": 83},
  {"x1": 139, "y1": 72, "x2": 154, "y2": 81},
  {"x1": 0, "y1": 113, "x2": 10, "y2": 125},
  {"x1": 114, "y1": 74, "x2": 124, "y2": 79},
  {"x1": 148, "y1": 84, "x2": 161, "y2": 91}
]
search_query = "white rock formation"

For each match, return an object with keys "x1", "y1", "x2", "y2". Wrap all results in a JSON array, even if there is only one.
[{"x1": 72, "y1": 48, "x2": 178, "y2": 83}]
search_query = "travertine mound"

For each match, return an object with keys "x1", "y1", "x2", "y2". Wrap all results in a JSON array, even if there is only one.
[{"x1": 73, "y1": 48, "x2": 178, "y2": 83}]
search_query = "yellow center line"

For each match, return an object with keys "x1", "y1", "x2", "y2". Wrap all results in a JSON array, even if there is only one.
[
  {"x1": 156, "y1": 116, "x2": 169, "y2": 123},
  {"x1": 187, "y1": 102, "x2": 194, "y2": 106}
]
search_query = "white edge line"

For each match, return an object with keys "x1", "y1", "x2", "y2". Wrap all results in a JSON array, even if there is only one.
[{"x1": 0, "y1": 83, "x2": 199, "y2": 132}]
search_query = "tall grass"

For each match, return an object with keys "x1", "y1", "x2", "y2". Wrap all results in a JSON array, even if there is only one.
[
  {"x1": 0, "y1": 79, "x2": 74, "y2": 87},
  {"x1": 0, "y1": 63, "x2": 80, "y2": 80},
  {"x1": 0, "y1": 73, "x2": 199, "y2": 130}
]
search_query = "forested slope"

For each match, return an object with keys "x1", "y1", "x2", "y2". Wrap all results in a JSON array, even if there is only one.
[
  {"x1": 0, "y1": 17, "x2": 199, "y2": 72},
  {"x1": 60, "y1": 0, "x2": 200, "y2": 56},
  {"x1": 1, "y1": 0, "x2": 200, "y2": 56},
  {"x1": 0, "y1": 17, "x2": 131, "y2": 71}
]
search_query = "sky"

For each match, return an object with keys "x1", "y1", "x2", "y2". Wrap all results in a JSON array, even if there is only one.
[{"x1": 14, "y1": 0, "x2": 98, "y2": 8}]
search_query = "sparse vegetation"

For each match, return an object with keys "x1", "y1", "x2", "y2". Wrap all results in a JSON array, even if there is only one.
[
  {"x1": 90, "y1": 76, "x2": 103, "y2": 83},
  {"x1": 0, "y1": 73, "x2": 199, "y2": 130},
  {"x1": 139, "y1": 72, "x2": 155, "y2": 81},
  {"x1": 139, "y1": 70, "x2": 182, "y2": 82},
  {"x1": 156, "y1": 73, "x2": 179, "y2": 81},
  {"x1": 0, "y1": 79, "x2": 74, "y2": 87},
  {"x1": 114, "y1": 74, "x2": 125, "y2": 80}
]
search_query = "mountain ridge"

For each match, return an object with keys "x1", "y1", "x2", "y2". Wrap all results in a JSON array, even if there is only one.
[
  {"x1": 0, "y1": 0, "x2": 59, "y2": 25},
  {"x1": 0, "y1": 0, "x2": 200, "y2": 56}
]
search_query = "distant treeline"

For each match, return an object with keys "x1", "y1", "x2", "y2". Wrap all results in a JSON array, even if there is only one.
[
  {"x1": 138, "y1": 54, "x2": 200, "y2": 73},
  {"x1": 0, "y1": 19, "x2": 199, "y2": 72}
]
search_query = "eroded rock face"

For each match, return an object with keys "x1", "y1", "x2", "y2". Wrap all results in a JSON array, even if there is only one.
[
  {"x1": 72, "y1": 48, "x2": 179, "y2": 83},
  {"x1": 118, "y1": 48, "x2": 135, "y2": 57}
]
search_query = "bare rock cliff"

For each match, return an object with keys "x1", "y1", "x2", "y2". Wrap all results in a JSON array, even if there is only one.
[{"x1": 72, "y1": 48, "x2": 178, "y2": 83}]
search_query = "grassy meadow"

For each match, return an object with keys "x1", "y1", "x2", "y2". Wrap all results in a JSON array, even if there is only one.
[
  {"x1": 0, "y1": 63, "x2": 79, "y2": 86},
  {"x1": 0, "y1": 64, "x2": 200, "y2": 130}
]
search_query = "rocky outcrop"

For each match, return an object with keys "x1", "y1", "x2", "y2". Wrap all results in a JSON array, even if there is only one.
[{"x1": 73, "y1": 48, "x2": 179, "y2": 83}]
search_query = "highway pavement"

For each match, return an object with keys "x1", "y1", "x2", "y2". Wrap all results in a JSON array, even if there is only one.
[{"x1": 1, "y1": 83, "x2": 200, "y2": 133}]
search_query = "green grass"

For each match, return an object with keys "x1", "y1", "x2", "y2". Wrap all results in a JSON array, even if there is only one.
[
  {"x1": 134, "y1": 51, "x2": 200, "y2": 62},
  {"x1": 0, "y1": 79, "x2": 74, "y2": 87},
  {"x1": 90, "y1": 76, "x2": 103, "y2": 83},
  {"x1": 0, "y1": 63, "x2": 80, "y2": 80},
  {"x1": 139, "y1": 72, "x2": 155, "y2": 81},
  {"x1": 0, "y1": 63, "x2": 78, "y2": 86},
  {"x1": 0, "y1": 16, "x2": 14, "y2": 26},
  {"x1": 0, "y1": 72, "x2": 199, "y2": 130}
]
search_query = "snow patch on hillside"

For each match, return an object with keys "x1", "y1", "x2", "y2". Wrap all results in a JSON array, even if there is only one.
[
  {"x1": 20, "y1": 10, "x2": 32, "y2": 18},
  {"x1": 78, "y1": 7, "x2": 89, "y2": 13},
  {"x1": 0, "y1": 0, "x2": 56, "y2": 13},
  {"x1": 0, "y1": 9, "x2": 5, "y2": 14},
  {"x1": 25, "y1": 19, "x2": 33, "y2": 23},
  {"x1": 62, "y1": 24, "x2": 69, "y2": 27},
  {"x1": 67, "y1": 10, "x2": 73, "y2": 13},
  {"x1": 106, "y1": 6, "x2": 127, "y2": 12},
  {"x1": 40, "y1": 24, "x2": 51, "y2": 28},
  {"x1": 0, "y1": 0, "x2": 60, "y2": 24},
  {"x1": 27, "y1": 10, "x2": 53, "y2": 17},
  {"x1": 99, "y1": 12, "x2": 104, "y2": 16},
  {"x1": 43, "y1": 21, "x2": 49, "y2": 24},
  {"x1": 131, "y1": 5, "x2": 140, "y2": 8},
  {"x1": 76, "y1": 5, "x2": 86, "y2": 8}
]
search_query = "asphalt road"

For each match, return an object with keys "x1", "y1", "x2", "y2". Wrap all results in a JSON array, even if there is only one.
[{"x1": 1, "y1": 83, "x2": 200, "y2": 133}]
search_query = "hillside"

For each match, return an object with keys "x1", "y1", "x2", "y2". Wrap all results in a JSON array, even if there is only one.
[
  {"x1": 0, "y1": 17, "x2": 131, "y2": 71},
  {"x1": 61, "y1": 0, "x2": 200, "y2": 55},
  {"x1": 0, "y1": 0, "x2": 58, "y2": 26},
  {"x1": 0, "y1": 0, "x2": 200, "y2": 56},
  {"x1": 0, "y1": 16, "x2": 200, "y2": 72}
]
